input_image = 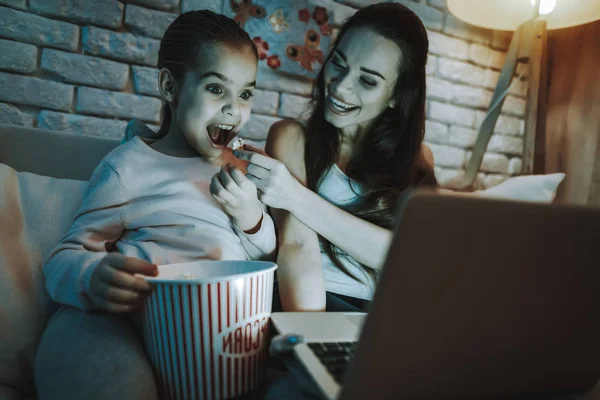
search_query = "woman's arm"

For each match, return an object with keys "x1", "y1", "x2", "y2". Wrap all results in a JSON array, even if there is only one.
[
  {"x1": 243, "y1": 120, "x2": 392, "y2": 271},
  {"x1": 265, "y1": 121, "x2": 326, "y2": 311}
]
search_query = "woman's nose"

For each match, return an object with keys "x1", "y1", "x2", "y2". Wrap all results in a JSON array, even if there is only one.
[{"x1": 332, "y1": 72, "x2": 353, "y2": 95}]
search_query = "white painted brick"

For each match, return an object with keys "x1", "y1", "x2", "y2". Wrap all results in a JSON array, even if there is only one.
[
  {"x1": 76, "y1": 87, "x2": 162, "y2": 123},
  {"x1": 0, "y1": 0, "x2": 27, "y2": 10},
  {"x1": 82, "y1": 26, "x2": 159, "y2": 67},
  {"x1": 42, "y1": 49, "x2": 129, "y2": 91},
  {"x1": 240, "y1": 113, "x2": 281, "y2": 141},
  {"x1": 475, "y1": 111, "x2": 524, "y2": 136},
  {"x1": 256, "y1": 68, "x2": 313, "y2": 96},
  {"x1": 501, "y1": 95, "x2": 527, "y2": 117},
  {"x1": 508, "y1": 157, "x2": 522, "y2": 175},
  {"x1": 443, "y1": 13, "x2": 491, "y2": 45},
  {"x1": 125, "y1": 4, "x2": 176, "y2": 40},
  {"x1": 0, "y1": 102, "x2": 33, "y2": 126},
  {"x1": 0, "y1": 39, "x2": 37, "y2": 73},
  {"x1": 426, "y1": 76, "x2": 453, "y2": 101},
  {"x1": 448, "y1": 125, "x2": 477, "y2": 148},
  {"x1": 0, "y1": 6, "x2": 79, "y2": 51},
  {"x1": 252, "y1": 89, "x2": 279, "y2": 116},
  {"x1": 488, "y1": 135, "x2": 523, "y2": 156},
  {"x1": 123, "y1": 0, "x2": 178, "y2": 11},
  {"x1": 437, "y1": 57, "x2": 485, "y2": 86},
  {"x1": 450, "y1": 84, "x2": 492, "y2": 109},
  {"x1": 424, "y1": 119, "x2": 448, "y2": 144},
  {"x1": 467, "y1": 152, "x2": 509, "y2": 174},
  {"x1": 38, "y1": 110, "x2": 128, "y2": 139},
  {"x1": 0, "y1": 71, "x2": 73, "y2": 111},
  {"x1": 469, "y1": 43, "x2": 506, "y2": 70},
  {"x1": 30, "y1": 0, "x2": 124, "y2": 29},
  {"x1": 395, "y1": 0, "x2": 445, "y2": 31},
  {"x1": 132, "y1": 66, "x2": 160, "y2": 97},
  {"x1": 428, "y1": 31, "x2": 469, "y2": 60},
  {"x1": 279, "y1": 93, "x2": 312, "y2": 120},
  {"x1": 427, "y1": 143, "x2": 466, "y2": 168},
  {"x1": 426, "y1": 55, "x2": 437, "y2": 76},
  {"x1": 429, "y1": 101, "x2": 476, "y2": 128}
]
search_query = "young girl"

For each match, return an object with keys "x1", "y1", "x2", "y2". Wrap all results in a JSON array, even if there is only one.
[{"x1": 34, "y1": 11, "x2": 273, "y2": 400}]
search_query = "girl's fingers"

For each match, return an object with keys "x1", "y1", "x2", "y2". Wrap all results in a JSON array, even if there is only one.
[
  {"x1": 211, "y1": 174, "x2": 238, "y2": 204},
  {"x1": 246, "y1": 173, "x2": 267, "y2": 192},
  {"x1": 108, "y1": 254, "x2": 158, "y2": 276},
  {"x1": 219, "y1": 167, "x2": 243, "y2": 197},
  {"x1": 88, "y1": 292, "x2": 142, "y2": 313},
  {"x1": 95, "y1": 281, "x2": 146, "y2": 304},
  {"x1": 100, "y1": 267, "x2": 152, "y2": 293}
]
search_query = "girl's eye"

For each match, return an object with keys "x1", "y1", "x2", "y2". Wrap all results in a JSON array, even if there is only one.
[
  {"x1": 360, "y1": 77, "x2": 377, "y2": 87},
  {"x1": 206, "y1": 85, "x2": 223, "y2": 95},
  {"x1": 240, "y1": 91, "x2": 254, "y2": 101}
]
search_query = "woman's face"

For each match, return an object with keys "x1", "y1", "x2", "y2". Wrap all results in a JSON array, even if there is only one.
[
  {"x1": 175, "y1": 44, "x2": 257, "y2": 160},
  {"x1": 323, "y1": 27, "x2": 401, "y2": 131}
]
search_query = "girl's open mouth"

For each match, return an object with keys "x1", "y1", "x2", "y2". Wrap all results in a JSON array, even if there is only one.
[{"x1": 207, "y1": 124, "x2": 237, "y2": 147}]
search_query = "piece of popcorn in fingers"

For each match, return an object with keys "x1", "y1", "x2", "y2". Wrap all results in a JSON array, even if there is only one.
[{"x1": 232, "y1": 138, "x2": 244, "y2": 151}]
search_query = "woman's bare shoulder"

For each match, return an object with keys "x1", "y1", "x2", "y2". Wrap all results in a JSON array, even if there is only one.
[{"x1": 266, "y1": 119, "x2": 307, "y2": 182}]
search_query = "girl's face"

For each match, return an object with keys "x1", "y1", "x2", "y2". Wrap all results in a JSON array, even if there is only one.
[
  {"x1": 175, "y1": 44, "x2": 257, "y2": 160},
  {"x1": 323, "y1": 27, "x2": 401, "y2": 131}
]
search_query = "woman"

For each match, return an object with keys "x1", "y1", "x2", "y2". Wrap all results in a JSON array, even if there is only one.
[{"x1": 234, "y1": 2, "x2": 437, "y2": 312}]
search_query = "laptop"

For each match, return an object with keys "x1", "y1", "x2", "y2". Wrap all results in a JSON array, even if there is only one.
[{"x1": 271, "y1": 189, "x2": 600, "y2": 399}]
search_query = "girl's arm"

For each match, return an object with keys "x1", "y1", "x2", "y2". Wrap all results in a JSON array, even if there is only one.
[
  {"x1": 265, "y1": 122, "x2": 326, "y2": 311},
  {"x1": 44, "y1": 160, "x2": 128, "y2": 311}
]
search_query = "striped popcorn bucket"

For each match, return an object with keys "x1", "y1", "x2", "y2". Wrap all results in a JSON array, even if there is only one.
[{"x1": 141, "y1": 261, "x2": 277, "y2": 400}]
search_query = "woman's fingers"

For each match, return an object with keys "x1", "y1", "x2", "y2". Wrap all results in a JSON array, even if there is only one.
[
  {"x1": 234, "y1": 149, "x2": 276, "y2": 170},
  {"x1": 246, "y1": 163, "x2": 270, "y2": 181},
  {"x1": 242, "y1": 144, "x2": 269, "y2": 157}
]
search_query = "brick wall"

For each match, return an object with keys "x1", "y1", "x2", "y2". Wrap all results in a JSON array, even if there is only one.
[{"x1": 0, "y1": 0, "x2": 527, "y2": 189}]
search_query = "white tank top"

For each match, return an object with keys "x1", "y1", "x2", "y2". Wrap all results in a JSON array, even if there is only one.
[{"x1": 316, "y1": 164, "x2": 376, "y2": 300}]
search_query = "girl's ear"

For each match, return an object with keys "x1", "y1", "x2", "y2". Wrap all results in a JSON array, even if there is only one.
[{"x1": 158, "y1": 68, "x2": 177, "y2": 103}]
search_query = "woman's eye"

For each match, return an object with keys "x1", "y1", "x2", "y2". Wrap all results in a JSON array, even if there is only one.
[
  {"x1": 360, "y1": 77, "x2": 377, "y2": 87},
  {"x1": 332, "y1": 61, "x2": 345, "y2": 69},
  {"x1": 206, "y1": 85, "x2": 223, "y2": 95},
  {"x1": 240, "y1": 91, "x2": 254, "y2": 101}
]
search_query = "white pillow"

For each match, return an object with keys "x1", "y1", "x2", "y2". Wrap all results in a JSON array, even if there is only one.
[{"x1": 475, "y1": 173, "x2": 565, "y2": 203}]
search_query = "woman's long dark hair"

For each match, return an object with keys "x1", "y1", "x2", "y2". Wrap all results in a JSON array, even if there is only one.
[
  {"x1": 304, "y1": 3, "x2": 437, "y2": 283},
  {"x1": 156, "y1": 10, "x2": 258, "y2": 137}
]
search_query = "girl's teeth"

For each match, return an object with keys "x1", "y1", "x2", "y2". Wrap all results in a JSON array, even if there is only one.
[{"x1": 216, "y1": 124, "x2": 233, "y2": 131}]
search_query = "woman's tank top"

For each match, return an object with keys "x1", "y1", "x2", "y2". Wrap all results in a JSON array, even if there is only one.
[{"x1": 316, "y1": 164, "x2": 376, "y2": 300}]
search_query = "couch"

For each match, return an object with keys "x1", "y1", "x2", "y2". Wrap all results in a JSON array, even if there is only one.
[
  {"x1": 0, "y1": 124, "x2": 121, "y2": 399},
  {"x1": 1, "y1": 123, "x2": 596, "y2": 399}
]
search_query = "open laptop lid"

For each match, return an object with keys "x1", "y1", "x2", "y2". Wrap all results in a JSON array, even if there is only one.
[{"x1": 340, "y1": 189, "x2": 600, "y2": 399}]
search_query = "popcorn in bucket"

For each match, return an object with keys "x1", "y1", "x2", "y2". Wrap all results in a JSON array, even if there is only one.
[{"x1": 141, "y1": 261, "x2": 277, "y2": 400}]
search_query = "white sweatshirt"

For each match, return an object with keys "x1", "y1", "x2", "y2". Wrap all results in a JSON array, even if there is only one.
[{"x1": 44, "y1": 136, "x2": 276, "y2": 311}]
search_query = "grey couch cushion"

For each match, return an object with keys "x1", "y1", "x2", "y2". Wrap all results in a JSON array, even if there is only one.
[{"x1": 0, "y1": 124, "x2": 120, "y2": 181}]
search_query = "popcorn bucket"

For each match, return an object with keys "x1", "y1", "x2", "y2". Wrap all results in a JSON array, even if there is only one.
[{"x1": 141, "y1": 261, "x2": 277, "y2": 400}]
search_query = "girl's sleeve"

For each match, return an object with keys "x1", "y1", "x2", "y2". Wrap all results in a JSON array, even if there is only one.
[
  {"x1": 43, "y1": 160, "x2": 128, "y2": 311},
  {"x1": 233, "y1": 208, "x2": 277, "y2": 261}
]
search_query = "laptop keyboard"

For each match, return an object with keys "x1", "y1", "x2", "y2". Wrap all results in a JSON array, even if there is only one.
[{"x1": 307, "y1": 342, "x2": 358, "y2": 384}]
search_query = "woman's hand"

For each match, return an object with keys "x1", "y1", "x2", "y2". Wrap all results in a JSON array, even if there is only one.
[
  {"x1": 210, "y1": 163, "x2": 264, "y2": 232},
  {"x1": 234, "y1": 145, "x2": 303, "y2": 211},
  {"x1": 88, "y1": 254, "x2": 158, "y2": 313}
]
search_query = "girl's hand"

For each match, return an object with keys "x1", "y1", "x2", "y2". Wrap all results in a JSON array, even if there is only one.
[
  {"x1": 234, "y1": 145, "x2": 302, "y2": 211},
  {"x1": 88, "y1": 254, "x2": 158, "y2": 313},
  {"x1": 210, "y1": 164, "x2": 264, "y2": 232}
]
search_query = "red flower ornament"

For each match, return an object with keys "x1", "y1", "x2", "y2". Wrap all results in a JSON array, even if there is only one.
[
  {"x1": 267, "y1": 55, "x2": 281, "y2": 69},
  {"x1": 298, "y1": 8, "x2": 310, "y2": 23}
]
